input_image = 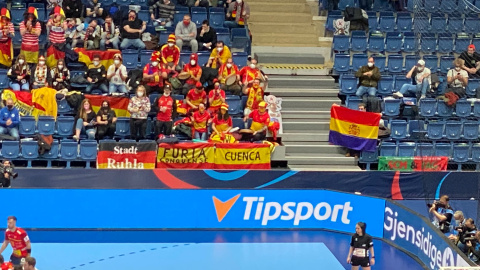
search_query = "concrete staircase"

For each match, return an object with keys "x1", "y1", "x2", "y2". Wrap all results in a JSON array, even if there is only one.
[{"x1": 267, "y1": 75, "x2": 362, "y2": 171}]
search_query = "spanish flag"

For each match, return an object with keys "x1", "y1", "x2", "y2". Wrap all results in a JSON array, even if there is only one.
[
  {"x1": 2, "y1": 87, "x2": 57, "y2": 119},
  {"x1": 329, "y1": 105, "x2": 380, "y2": 152},
  {"x1": 85, "y1": 94, "x2": 131, "y2": 117},
  {"x1": 214, "y1": 143, "x2": 271, "y2": 169},
  {"x1": 46, "y1": 44, "x2": 65, "y2": 68},
  {"x1": 74, "y1": 48, "x2": 121, "y2": 69}
]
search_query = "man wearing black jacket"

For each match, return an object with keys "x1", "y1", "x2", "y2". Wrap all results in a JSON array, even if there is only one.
[
  {"x1": 85, "y1": 54, "x2": 108, "y2": 94},
  {"x1": 197, "y1": 20, "x2": 217, "y2": 51}
]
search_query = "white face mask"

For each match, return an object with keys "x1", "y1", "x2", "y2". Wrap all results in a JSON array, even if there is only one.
[
  {"x1": 250, "y1": 64, "x2": 256, "y2": 69},
  {"x1": 168, "y1": 43, "x2": 174, "y2": 47},
  {"x1": 58, "y1": 65, "x2": 63, "y2": 70},
  {"x1": 152, "y1": 61, "x2": 158, "y2": 67},
  {"x1": 39, "y1": 61, "x2": 45, "y2": 66},
  {"x1": 137, "y1": 92, "x2": 144, "y2": 97},
  {"x1": 114, "y1": 60, "x2": 120, "y2": 65},
  {"x1": 367, "y1": 62, "x2": 373, "y2": 68},
  {"x1": 18, "y1": 59, "x2": 24, "y2": 65},
  {"x1": 417, "y1": 67, "x2": 424, "y2": 72},
  {"x1": 93, "y1": 61, "x2": 100, "y2": 66},
  {"x1": 226, "y1": 63, "x2": 232, "y2": 68},
  {"x1": 236, "y1": 0, "x2": 242, "y2": 3},
  {"x1": 190, "y1": 60, "x2": 196, "y2": 65},
  {"x1": 455, "y1": 67, "x2": 461, "y2": 71},
  {"x1": 217, "y1": 47, "x2": 223, "y2": 52},
  {"x1": 164, "y1": 92, "x2": 170, "y2": 97}
]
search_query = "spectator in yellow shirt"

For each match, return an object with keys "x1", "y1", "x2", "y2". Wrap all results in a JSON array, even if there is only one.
[{"x1": 206, "y1": 41, "x2": 231, "y2": 69}]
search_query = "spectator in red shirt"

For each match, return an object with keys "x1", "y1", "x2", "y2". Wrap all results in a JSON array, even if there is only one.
[
  {"x1": 208, "y1": 80, "x2": 225, "y2": 114},
  {"x1": 211, "y1": 103, "x2": 232, "y2": 138},
  {"x1": 191, "y1": 103, "x2": 210, "y2": 140},
  {"x1": 153, "y1": 85, "x2": 177, "y2": 138},
  {"x1": 244, "y1": 101, "x2": 269, "y2": 142},
  {"x1": 182, "y1": 53, "x2": 202, "y2": 95},
  {"x1": 185, "y1": 81, "x2": 206, "y2": 112},
  {"x1": 143, "y1": 51, "x2": 168, "y2": 94},
  {"x1": 0, "y1": 216, "x2": 31, "y2": 266},
  {"x1": 0, "y1": 254, "x2": 13, "y2": 270},
  {"x1": 161, "y1": 34, "x2": 180, "y2": 70}
]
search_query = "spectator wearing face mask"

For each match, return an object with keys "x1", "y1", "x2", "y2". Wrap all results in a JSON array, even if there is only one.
[
  {"x1": 224, "y1": 0, "x2": 250, "y2": 29},
  {"x1": 7, "y1": 55, "x2": 31, "y2": 91},
  {"x1": 218, "y1": 58, "x2": 241, "y2": 95},
  {"x1": 143, "y1": 51, "x2": 168, "y2": 94},
  {"x1": 32, "y1": 55, "x2": 49, "y2": 89},
  {"x1": 107, "y1": 54, "x2": 128, "y2": 95},
  {"x1": 446, "y1": 58, "x2": 469, "y2": 98},
  {"x1": 128, "y1": 85, "x2": 151, "y2": 141},
  {"x1": 150, "y1": 0, "x2": 175, "y2": 28},
  {"x1": 153, "y1": 85, "x2": 177, "y2": 138},
  {"x1": 182, "y1": 53, "x2": 202, "y2": 95},
  {"x1": 206, "y1": 41, "x2": 231, "y2": 69},
  {"x1": 0, "y1": 98, "x2": 20, "y2": 140},
  {"x1": 120, "y1": 10, "x2": 146, "y2": 51},
  {"x1": 85, "y1": 54, "x2": 108, "y2": 94},
  {"x1": 197, "y1": 20, "x2": 217, "y2": 51},
  {"x1": 175, "y1": 15, "x2": 198, "y2": 53},
  {"x1": 50, "y1": 58, "x2": 70, "y2": 91},
  {"x1": 208, "y1": 80, "x2": 226, "y2": 114},
  {"x1": 96, "y1": 100, "x2": 117, "y2": 140},
  {"x1": 459, "y1": 44, "x2": 480, "y2": 78},
  {"x1": 160, "y1": 34, "x2": 180, "y2": 70},
  {"x1": 393, "y1": 59, "x2": 431, "y2": 99},
  {"x1": 239, "y1": 58, "x2": 266, "y2": 90},
  {"x1": 355, "y1": 57, "x2": 380, "y2": 97}
]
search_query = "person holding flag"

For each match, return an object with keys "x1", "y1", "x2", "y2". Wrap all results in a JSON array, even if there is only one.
[
  {"x1": 0, "y1": 8, "x2": 14, "y2": 69},
  {"x1": 0, "y1": 216, "x2": 32, "y2": 266},
  {"x1": 19, "y1": 7, "x2": 41, "y2": 64}
]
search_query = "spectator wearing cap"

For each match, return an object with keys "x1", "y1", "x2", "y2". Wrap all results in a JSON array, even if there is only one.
[
  {"x1": 153, "y1": 85, "x2": 177, "y2": 138},
  {"x1": 393, "y1": 59, "x2": 431, "y2": 99},
  {"x1": 161, "y1": 34, "x2": 180, "y2": 70},
  {"x1": 85, "y1": 54, "x2": 108, "y2": 94},
  {"x1": 185, "y1": 82, "x2": 207, "y2": 112},
  {"x1": 20, "y1": 7, "x2": 42, "y2": 64},
  {"x1": 150, "y1": 0, "x2": 175, "y2": 28},
  {"x1": 100, "y1": 15, "x2": 120, "y2": 50},
  {"x1": 0, "y1": 8, "x2": 14, "y2": 68},
  {"x1": 207, "y1": 41, "x2": 231, "y2": 69},
  {"x1": 182, "y1": 53, "x2": 202, "y2": 95},
  {"x1": 196, "y1": 20, "x2": 217, "y2": 51},
  {"x1": 355, "y1": 57, "x2": 380, "y2": 97},
  {"x1": 107, "y1": 54, "x2": 128, "y2": 95},
  {"x1": 244, "y1": 101, "x2": 269, "y2": 142},
  {"x1": 46, "y1": 6, "x2": 67, "y2": 46},
  {"x1": 32, "y1": 56, "x2": 49, "y2": 89},
  {"x1": 175, "y1": 14, "x2": 198, "y2": 53},
  {"x1": 120, "y1": 10, "x2": 146, "y2": 51},
  {"x1": 459, "y1": 44, "x2": 480, "y2": 78},
  {"x1": 143, "y1": 51, "x2": 168, "y2": 94}
]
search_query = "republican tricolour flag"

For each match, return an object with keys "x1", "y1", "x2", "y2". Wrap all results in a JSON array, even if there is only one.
[{"x1": 329, "y1": 105, "x2": 381, "y2": 152}]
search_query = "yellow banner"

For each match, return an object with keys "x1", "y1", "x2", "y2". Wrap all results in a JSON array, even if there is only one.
[
  {"x1": 156, "y1": 142, "x2": 215, "y2": 169},
  {"x1": 214, "y1": 143, "x2": 271, "y2": 169}
]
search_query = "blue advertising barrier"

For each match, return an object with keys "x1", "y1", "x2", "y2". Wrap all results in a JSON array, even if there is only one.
[
  {"x1": 0, "y1": 189, "x2": 385, "y2": 237},
  {"x1": 384, "y1": 201, "x2": 473, "y2": 269}
]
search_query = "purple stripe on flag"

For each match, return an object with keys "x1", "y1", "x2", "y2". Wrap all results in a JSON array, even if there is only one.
[{"x1": 329, "y1": 130, "x2": 378, "y2": 152}]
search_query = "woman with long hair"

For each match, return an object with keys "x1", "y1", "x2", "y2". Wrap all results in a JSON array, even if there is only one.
[
  {"x1": 74, "y1": 99, "x2": 96, "y2": 141},
  {"x1": 7, "y1": 54, "x2": 31, "y2": 91},
  {"x1": 96, "y1": 100, "x2": 117, "y2": 140},
  {"x1": 127, "y1": 85, "x2": 151, "y2": 141},
  {"x1": 50, "y1": 59, "x2": 70, "y2": 91},
  {"x1": 211, "y1": 103, "x2": 232, "y2": 138},
  {"x1": 347, "y1": 222, "x2": 375, "y2": 270}
]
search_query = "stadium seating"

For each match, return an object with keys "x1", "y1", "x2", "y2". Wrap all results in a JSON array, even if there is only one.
[
  {"x1": 122, "y1": 50, "x2": 139, "y2": 70},
  {"x1": 115, "y1": 117, "x2": 131, "y2": 139},
  {"x1": 60, "y1": 140, "x2": 79, "y2": 169},
  {"x1": 79, "y1": 140, "x2": 98, "y2": 169},
  {"x1": 396, "y1": 12, "x2": 412, "y2": 32},
  {"x1": 416, "y1": 143, "x2": 434, "y2": 156},
  {"x1": 390, "y1": 120, "x2": 408, "y2": 140},
  {"x1": 55, "y1": 116, "x2": 75, "y2": 139},
  {"x1": 333, "y1": 35, "x2": 350, "y2": 52},
  {"x1": 385, "y1": 32, "x2": 402, "y2": 52},
  {"x1": 383, "y1": 99, "x2": 401, "y2": 117},
  {"x1": 398, "y1": 142, "x2": 415, "y2": 157},
  {"x1": 426, "y1": 122, "x2": 445, "y2": 140},
  {"x1": 368, "y1": 33, "x2": 385, "y2": 53},
  {"x1": 453, "y1": 143, "x2": 469, "y2": 170},
  {"x1": 41, "y1": 140, "x2": 59, "y2": 168},
  {"x1": 1, "y1": 141, "x2": 20, "y2": 159},
  {"x1": 333, "y1": 54, "x2": 350, "y2": 73},
  {"x1": 463, "y1": 122, "x2": 479, "y2": 140},
  {"x1": 445, "y1": 121, "x2": 462, "y2": 140},
  {"x1": 455, "y1": 100, "x2": 472, "y2": 118},
  {"x1": 377, "y1": 75, "x2": 394, "y2": 96},
  {"x1": 359, "y1": 149, "x2": 378, "y2": 170},
  {"x1": 352, "y1": 54, "x2": 367, "y2": 72},
  {"x1": 386, "y1": 55, "x2": 403, "y2": 73},
  {"x1": 339, "y1": 75, "x2": 357, "y2": 95},
  {"x1": 19, "y1": 116, "x2": 36, "y2": 137},
  {"x1": 380, "y1": 142, "x2": 396, "y2": 156},
  {"x1": 37, "y1": 116, "x2": 56, "y2": 135},
  {"x1": 351, "y1": 31, "x2": 367, "y2": 52},
  {"x1": 21, "y1": 141, "x2": 39, "y2": 168},
  {"x1": 374, "y1": 55, "x2": 386, "y2": 72}
]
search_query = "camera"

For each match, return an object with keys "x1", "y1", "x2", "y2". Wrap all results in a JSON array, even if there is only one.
[
  {"x1": 427, "y1": 201, "x2": 446, "y2": 210},
  {"x1": 0, "y1": 163, "x2": 18, "y2": 179}
]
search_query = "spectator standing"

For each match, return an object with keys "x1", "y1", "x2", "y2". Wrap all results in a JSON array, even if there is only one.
[
  {"x1": 197, "y1": 20, "x2": 217, "y2": 51},
  {"x1": 64, "y1": 18, "x2": 79, "y2": 49},
  {"x1": 393, "y1": 59, "x2": 431, "y2": 99},
  {"x1": 182, "y1": 53, "x2": 202, "y2": 95},
  {"x1": 0, "y1": 8, "x2": 15, "y2": 69},
  {"x1": 244, "y1": 101, "x2": 269, "y2": 141},
  {"x1": 161, "y1": 34, "x2": 180, "y2": 69},
  {"x1": 32, "y1": 56, "x2": 49, "y2": 89},
  {"x1": 153, "y1": 85, "x2": 177, "y2": 138},
  {"x1": 121, "y1": 10, "x2": 146, "y2": 51},
  {"x1": 185, "y1": 82, "x2": 207, "y2": 112},
  {"x1": 143, "y1": 51, "x2": 168, "y2": 94},
  {"x1": 46, "y1": 6, "x2": 67, "y2": 46},
  {"x1": 73, "y1": 99, "x2": 96, "y2": 141},
  {"x1": 50, "y1": 59, "x2": 70, "y2": 90},
  {"x1": 63, "y1": 0, "x2": 82, "y2": 19},
  {"x1": 211, "y1": 103, "x2": 232, "y2": 138},
  {"x1": 150, "y1": 0, "x2": 175, "y2": 28},
  {"x1": 19, "y1": 7, "x2": 42, "y2": 64},
  {"x1": 100, "y1": 15, "x2": 120, "y2": 50},
  {"x1": 175, "y1": 15, "x2": 198, "y2": 53},
  {"x1": 218, "y1": 58, "x2": 241, "y2": 95},
  {"x1": 191, "y1": 103, "x2": 210, "y2": 140},
  {"x1": 96, "y1": 100, "x2": 117, "y2": 140},
  {"x1": 85, "y1": 54, "x2": 107, "y2": 94},
  {"x1": 7, "y1": 55, "x2": 31, "y2": 91},
  {"x1": 128, "y1": 85, "x2": 151, "y2": 140},
  {"x1": 459, "y1": 44, "x2": 480, "y2": 78},
  {"x1": 355, "y1": 57, "x2": 380, "y2": 97},
  {"x1": 208, "y1": 80, "x2": 226, "y2": 114},
  {"x1": 224, "y1": 0, "x2": 250, "y2": 29},
  {"x1": 446, "y1": 58, "x2": 468, "y2": 98},
  {"x1": 207, "y1": 41, "x2": 231, "y2": 69},
  {"x1": 0, "y1": 99, "x2": 19, "y2": 140},
  {"x1": 107, "y1": 54, "x2": 128, "y2": 95},
  {"x1": 84, "y1": 0, "x2": 104, "y2": 24}
]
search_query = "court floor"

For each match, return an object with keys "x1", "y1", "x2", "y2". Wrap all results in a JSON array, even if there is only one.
[{"x1": 5, "y1": 230, "x2": 423, "y2": 270}]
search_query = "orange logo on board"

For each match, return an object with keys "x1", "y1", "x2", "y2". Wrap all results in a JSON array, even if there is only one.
[{"x1": 212, "y1": 194, "x2": 240, "y2": 222}]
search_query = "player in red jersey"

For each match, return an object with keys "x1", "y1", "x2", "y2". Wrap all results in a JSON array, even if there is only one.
[
  {"x1": 0, "y1": 255, "x2": 13, "y2": 270},
  {"x1": 0, "y1": 216, "x2": 31, "y2": 266}
]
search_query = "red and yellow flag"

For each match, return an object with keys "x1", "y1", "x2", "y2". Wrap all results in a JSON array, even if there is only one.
[
  {"x1": 214, "y1": 143, "x2": 271, "y2": 169},
  {"x1": 1, "y1": 87, "x2": 57, "y2": 119},
  {"x1": 46, "y1": 44, "x2": 66, "y2": 68},
  {"x1": 84, "y1": 94, "x2": 131, "y2": 117},
  {"x1": 156, "y1": 142, "x2": 215, "y2": 169},
  {"x1": 74, "y1": 48, "x2": 121, "y2": 69},
  {"x1": 97, "y1": 141, "x2": 157, "y2": 169}
]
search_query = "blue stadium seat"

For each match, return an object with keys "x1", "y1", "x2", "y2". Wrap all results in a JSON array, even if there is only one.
[
  {"x1": 231, "y1": 28, "x2": 248, "y2": 40},
  {"x1": 395, "y1": 76, "x2": 411, "y2": 91},
  {"x1": 60, "y1": 140, "x2": 78, "y2": 168},
  {"x1": 368, "y1": 34, "x2": 385, "y2": 53},
  {"x1": 57, "y1": 98, "x2": 73, "y2": 115},
  {"x1": 455, "y1": 35, "x2": 471, "y2": 54},
  {"x1": 1, "y1": 141, "x2": 20, "y2": 159},
  {"x1": 380, "y1": 142, "x2": 397, "y2": 156},
  {"x1": 467, "y1": 79, "x2": 480, "y2": 97},
  {"x1": 36, "y1": 7, "x2": 46, "y2": 22},
  {"x1": 340, "y1": 75, "x2": 357, "y2": 95},
  {"x1": 423, "y1": 55, "x2": 439, "y2": 72},
  {"x1": 210, "y1": 13, "x2": 225, "y2": 29},
  {"x1": 117, "y1": 0, "x2": 132, "y2": 5},
  {"x1": 10, "y1": 7, "x2": 25, "y2": 25},
  {"x1": 424, "y1": 0, "x2": 440, "y2": 12},
  {"x1": 398, "y1": 142, "x2": 415, "y2": 157},
  {"x1": 465, "y1": 17, "x2": 480, "y2": 34},
  {"x1": 79, "y1": 140, "x2": 97, "y2": 169},
  {"x1": 346, "y1": 97, "x2": 362, "y2": 110},
  {"x1": 434, "y1": 143, "x2": 452, "y2": 157},
  {"x1": 384, "y1": 99, "x2": 401, "y2": 117},
  {"x1": 326, "y1": 13, "x2": 342, "y2": 32},
  {"x1": 437, "y1": 100, "x2": 454, "y2": 117},
  {"x1": 232, "y1": 52, "x2": 248, "y2": 69},
  {"x1": 472, "y1": 144, "x2": 480, "y2": 170},
  {"x1": 191, "y1": 6, "x2": 207, "y2": 13},
  {"x1": 216, "y1": 28, "x2": 229, "y2": 34},
  {"x1": 439, "y1": 56, "x2": 455, "y2": 74},
  {"x1": 19, "y1": 116, "x2": 36, "y2": 137},
  {"x1": 390, "y1": 120, "x2": 408, "y2": 140},
  {"x1": 374, "y1": 55, "x2": 386, "y2": 72},
  {"x1": 458, "y1": 0, "x2": 473, "y2": 13},
  {"x1": 445, "y1": 121, "x2": 462, "y2": 140},
  {"x1": 159, "y1": 32, "x2": 169, "y2": 45},
  {"x1": 440, "y1": 0, "x2": 457, "y2": 13},
  {"x1": 360, "y1": 148, "x2": 378, "y2": 170},
  {"x1": 420, "y1": 35, "x2": 437, "y2": 53},
  {"x1": 438, "y1": 35, "x2": 454, "y2": 54},
  {"x1": 453, "y1": 143, "x2": 470, "y2": 170},
  {"x1": 448, "y1": 17, "x2": 464, "y2": 33},
  {"x1": 387, "y1": 55, "x2": 403, "y2": 73},
  {"x1": 351, "y1": 31, "x2": 367, "y2": 52},
  {"x1": 413, "y1": 16, "x2": 430, "y2": 33},
  {"x1": 379, "y1": 15, "x2": 395, "y2": 32},
  {"x1": 173, "y1": 94, "x2": 184, "y2": 101},
  {"x1": 377, "y1": 75, "x2": 394, "y2": 96},
  {"x1": 191, "y1": 12, "x2": 207, "y2": 26},
  {"x1": 232, "y1": 117, "x2": 244, "y2": 129},
  {"x1": 12, "y1": 29, "x2": 21, "y2": 47},
  {"x1": 405, "y1": 55, "x2": 419, "y2": 71},
  {"x1": 455, "y1": 99, "x2": 472, "y2": 118},
  {"x1": 431, "y1": 16, "x2": 446, "y2": 33},
  {"x1": 367, "y1": 11, "x2": 378, "y2": 31},
  {"x1": 226, "y1": 95, "x2": 242, "y2": 115},
  {"x1": 37, "y1": 116, "x2": 55, "y2": 135},
  {"x1": 419, "y1": 98, "x2": 436, "y2": 118},
  {"x1": 231, "y1": 36, "x2": 249, "y2": 53},
  {"x1": 338, "y1": 0, "x2": 355, "y2": 10},
  {"x1": 403, "y1": 32, "x2": 418, "y2": 53},
  {"x1": 416, "y1": 143, "x2": 434, "y2": 156},
  {"x1": 352, "y1": 54, "x2": 368, "y2": 72},
  {"x1": 333, "y1": 54, "x2": 350, "y2": 73},
  {"x1": 0, "y1": 69, "x2": 8, "y2": 89},
  {"x1": 385, "y1": 32, "x2": 402, "y2": 52},
  {"x1": 463, "y1": 121, "x2": 479, "y2": 140},
  {"x1": 21, "y1": 141, "x2": 38, "y2": 167},
  {"x1": 333, "y1": 35, "x2": 350, "y2": 52},
  {"x1": 217, "y1": 33, "x2": 231, "y2": 47},
  {"x1": 122, "y1": 50, "x2": 139, "y2": 70},
  {"x1": 426, "y1": 122, "x2": 445, "y2": 140},
  {"x1": 132, "y1": 0, "x2": 148, "y2": 5},
  {"x1": 174, "y1": 12, "x2": 188, "y2": 25},
  {"x1": 396, "y1": 12, "x2": 412, "y2": 32},
  {"x1": 56, "y1": 116, "x2": 75, "y2": 139},
  {"x1": 197, "y1": 52, "x2": 210, "y2": 66},
  {"x1": 115, "y1": 117, "x2": 130, "y2": 139},
  {"x1": 473, "y1": 37, "x2": 480, "y2": 52},
  {"x1": 474, "y1": 100, "x2": 480, "y2": 117},
  {"x1": 40, "y1": 140, "x2": 59, "y2": 168},
  {"x1": 140, "y1": 50, "x2": 154, "y2": 69}
]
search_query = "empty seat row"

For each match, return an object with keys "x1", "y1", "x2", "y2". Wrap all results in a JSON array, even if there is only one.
[
  {"x1": 388, "y1": 119, "x2": 480, "y2": 141},
  {"x1": 418, "y1": 98, "x2": 480, "y2": 117}
]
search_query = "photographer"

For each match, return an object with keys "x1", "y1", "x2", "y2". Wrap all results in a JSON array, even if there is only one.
[
  {"x1": 466, "y1": 231, "x2": 480, "y2": 264},
  {"x1": 429, "y1": 195, "x2": 454, "y2": 233},
  {"x1": 0, "y1": 160, "x2": 17, "y2": 188},
  {"x1": 455, "y1": 218, "x2": 477, "y2": 254}
]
